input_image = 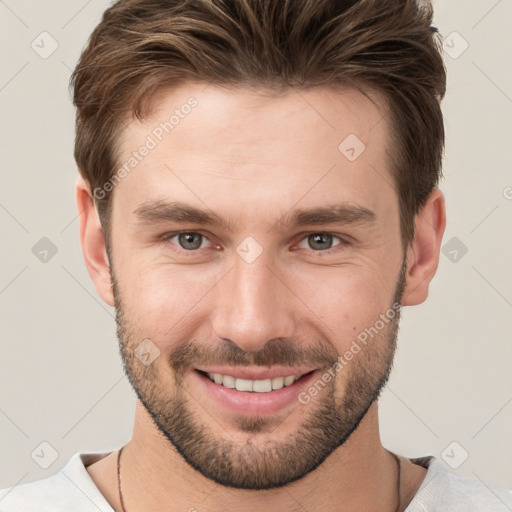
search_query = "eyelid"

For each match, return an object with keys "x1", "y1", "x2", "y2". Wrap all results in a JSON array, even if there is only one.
[
  {"x1": 161, "y1": 230, "x2": 217, "y2": 251},
  {"x1": 161, "y1": 230, "x2": 350, "y2": 254},
  {"x1": 294, "y1": 232, "x2": 347, "y2": 252}
]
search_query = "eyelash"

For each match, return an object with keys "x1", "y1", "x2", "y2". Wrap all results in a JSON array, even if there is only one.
[{"x1": 160, "y1": 231, "x2": 349, "y2": 255}]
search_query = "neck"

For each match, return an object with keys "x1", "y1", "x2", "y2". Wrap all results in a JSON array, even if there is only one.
[{"x1": 118, "y1": 401, "x2": 401, "y2": 512}]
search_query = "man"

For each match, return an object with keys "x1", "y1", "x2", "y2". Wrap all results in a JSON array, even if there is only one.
[{"x1": 1, "y1": 0, "x2": 511, "y2": 510}]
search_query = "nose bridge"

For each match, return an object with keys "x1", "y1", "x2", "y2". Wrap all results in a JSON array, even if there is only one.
[{"x1": 211, "y1": 249, "x2": 295, "y2": 352}]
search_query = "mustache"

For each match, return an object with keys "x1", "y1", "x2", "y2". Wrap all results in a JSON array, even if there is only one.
[{"x1": 169, "y1": 338, "x2": 339, "y2": 374}]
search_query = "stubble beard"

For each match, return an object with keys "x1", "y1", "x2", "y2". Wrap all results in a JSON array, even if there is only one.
[{"x1": 113, "y1": 259, "x2": 406, "y2": 490}]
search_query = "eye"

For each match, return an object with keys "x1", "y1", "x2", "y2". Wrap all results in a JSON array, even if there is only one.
[
  {"x1": 296, "y1": 233, "x2": 345, "y2": 252},
  {"x1": 161, "y1": 231, "x2": 347, "y2": 255},
  {"x1": 165, "y1": 231, "x2": 213, "y2": 251}
]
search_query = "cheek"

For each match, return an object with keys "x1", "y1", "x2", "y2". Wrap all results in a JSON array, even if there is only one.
[
  {"x1": 116, "y1": 263, "x2": 219, "y2": 341},
  {"x1": 291, "y1": 264, "x2": 395, "y2": 342},
  {"x1": 115, "y1": 245, "x2": 399, "y2": 352}
]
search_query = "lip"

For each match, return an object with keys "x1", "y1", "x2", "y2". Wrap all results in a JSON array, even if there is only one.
[
  {"x1": 192, "y1": 368, "x2": 318, "y2": 416},
  {"x1": 194, "y1": 366, "x2": 317, "y2": 380}
]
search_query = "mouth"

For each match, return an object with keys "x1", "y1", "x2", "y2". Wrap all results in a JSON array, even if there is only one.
[
  {"x1": 192, "y1": 368, "x2": 319, "y2": 416},
  {"x1": 198, "y1": 370, "x2": 309, "y2": 392}
]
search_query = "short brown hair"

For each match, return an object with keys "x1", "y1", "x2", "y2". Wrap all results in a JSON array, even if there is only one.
[{"x1": 71, "y1": 0, "x2": 446, "y2": 250}]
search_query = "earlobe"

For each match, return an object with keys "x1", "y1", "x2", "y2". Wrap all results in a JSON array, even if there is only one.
[
  {"x1": 402, "y1": 187, "x2": 446, "y2": 306},
  {"x1": 76, "y1": 176, "x2": 115, "y2": 307}
]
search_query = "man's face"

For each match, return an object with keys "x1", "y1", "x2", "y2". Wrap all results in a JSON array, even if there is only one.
[{"x1": 108, "y1": 83, "x2": 406, "y2": 489}]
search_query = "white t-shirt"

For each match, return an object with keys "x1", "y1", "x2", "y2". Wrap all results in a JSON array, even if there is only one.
[{"x1": 0, "y1": 452, "x2": 511, "y2": 511}]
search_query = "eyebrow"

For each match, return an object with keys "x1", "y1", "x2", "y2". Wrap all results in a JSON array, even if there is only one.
[{"x1": 133, "y1": 200, "x2": 377, "y2": 231}]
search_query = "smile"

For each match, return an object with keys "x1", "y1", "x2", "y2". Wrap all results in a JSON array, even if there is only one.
[{"x1": 205, "y1": 372, "x2": 305, "y2": 392}]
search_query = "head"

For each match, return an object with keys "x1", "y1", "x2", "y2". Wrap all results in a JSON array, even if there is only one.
[{"x1": 73, "y1": 0, "x2": 446, "y2": 490}]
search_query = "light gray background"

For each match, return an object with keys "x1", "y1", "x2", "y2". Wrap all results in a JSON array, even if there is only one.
[{"x1": 1, "y1": 0, "x2": 511, "y2": 492}]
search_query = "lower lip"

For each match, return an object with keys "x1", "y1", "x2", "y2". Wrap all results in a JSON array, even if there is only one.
[{"x1": 193, "y1": 369, "x2": 318, "y2": 416}]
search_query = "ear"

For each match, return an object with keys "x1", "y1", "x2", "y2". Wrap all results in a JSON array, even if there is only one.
[
  {"x1": 76, "y1": 176, "x2": 115, "y2": 307},
  {"x1": 402, "y1": 187, "x2": 446, "y2": 306}
]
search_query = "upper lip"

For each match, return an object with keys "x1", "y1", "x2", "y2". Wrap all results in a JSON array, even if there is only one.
[{"x1": 194, "y1": 367, "x2": 317, "y2": 380}]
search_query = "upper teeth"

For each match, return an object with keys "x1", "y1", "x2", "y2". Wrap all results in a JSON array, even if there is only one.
[{"x1": 207, "y1": 373, "x2": 304, "y2": 392}]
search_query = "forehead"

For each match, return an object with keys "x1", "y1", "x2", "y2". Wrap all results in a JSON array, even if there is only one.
[
  {"x1": 112, "y1": 82, "x2": 395, "y2": 224},
  {"x1": 137, "y1": 82, "x2": 389, "y2": 151}
]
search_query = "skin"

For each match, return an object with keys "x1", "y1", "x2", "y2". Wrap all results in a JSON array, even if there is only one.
[{"x1": 78, "y1": 82, "x2": 445, "y2": 511}]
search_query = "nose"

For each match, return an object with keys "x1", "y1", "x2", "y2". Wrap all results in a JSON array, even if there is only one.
[{"x1": 210, "y1": 249, "x2": 297, "y2": 353}]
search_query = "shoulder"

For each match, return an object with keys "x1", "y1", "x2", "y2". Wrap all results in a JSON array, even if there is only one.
[
  {"x1": 0, "y1": 452, "x2": 114, "y2": 512},
  {"x1": 408, "y1": 456, "x2": 512, "y2": 511}
]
